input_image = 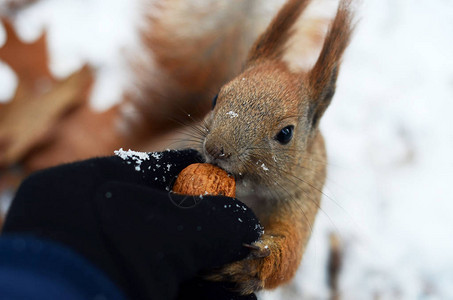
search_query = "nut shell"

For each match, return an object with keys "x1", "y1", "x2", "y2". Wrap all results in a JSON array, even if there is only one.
[{"x1": 172, "y1": 163, "x2": 235, "y2": 197}]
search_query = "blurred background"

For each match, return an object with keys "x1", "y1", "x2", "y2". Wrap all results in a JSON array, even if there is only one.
[{"x1": 1, "y1": 0, "x2": 452, "y2": 299}]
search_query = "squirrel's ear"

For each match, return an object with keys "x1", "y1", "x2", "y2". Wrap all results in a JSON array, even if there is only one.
[
  {"x1": 246, "y1": 0, "x2": 311, "y2": 66},
  {"x1": 307, "y1": 0, "x2": 353, "y2": 129}
]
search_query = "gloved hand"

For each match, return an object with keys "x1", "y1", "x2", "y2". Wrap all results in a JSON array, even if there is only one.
[{"x1": 2, "y1": 149, "x2": 262, "y2": 300}]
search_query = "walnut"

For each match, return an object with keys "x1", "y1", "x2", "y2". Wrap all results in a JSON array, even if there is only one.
[{"x1": 172, "y1": 163, "x2": 236, "y2": 198}]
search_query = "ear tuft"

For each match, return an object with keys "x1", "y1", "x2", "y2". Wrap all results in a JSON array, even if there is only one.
[
  {"x1": 308, "y1": 0, "x2": 354, "y2": 128},
  {"x1": 246, "y1": 0, "x2": 312, "y2": 66}
]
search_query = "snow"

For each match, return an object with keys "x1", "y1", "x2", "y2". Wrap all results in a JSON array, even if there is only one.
[
  {"x1": 114, "y1": 148, "x2": 150, "y2": 171},
  {"x1": 226, "y1": 110, "x2": 239, "y2": 118},
  {"x1": 1, "y1": 0, "x2": 453, "y2": 298},
  {"x1": 0, "y1": 61, "x2": 17, "y2": 102},
  {"x1": 114, "y1": 148, "x2": 149, "y2": 161},
  {"x1": 150, "y1": 152, "x2": 163, "y2": 160}
]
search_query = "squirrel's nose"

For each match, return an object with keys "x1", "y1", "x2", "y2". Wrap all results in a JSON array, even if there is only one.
[{"x1": 205, "y1": 141, "x2": 231, "y2": 160}]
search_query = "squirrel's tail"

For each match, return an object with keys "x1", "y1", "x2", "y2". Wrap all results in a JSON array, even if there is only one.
[{"x1": 122, "y1": 0, "x2": 334, "y2": 144}]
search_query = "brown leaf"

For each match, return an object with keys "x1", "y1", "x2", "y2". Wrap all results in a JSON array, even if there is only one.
[
  {"x1": 22, "y1": 103, "x2": 125, "y2": 171},
  {"x1": 0, "y1": 18, "x2": 96, "y2": 167},
  {"x1": 0, "y1": 65, "x2": 93, "y2": 166},
  {"x1": 0, "y1": 18, "x2": 54, "y2": 90}
]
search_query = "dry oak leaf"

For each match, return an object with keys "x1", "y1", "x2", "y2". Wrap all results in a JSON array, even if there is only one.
[
  {"x1": 0, "y1": 18, "x2": 54, "y2": 90},
  {"x1": 0, "y1": 19, "x2": 93, "y2": 167},
  {"x1": 0, "y1": 66, "x2": 93, "y2": 166}
]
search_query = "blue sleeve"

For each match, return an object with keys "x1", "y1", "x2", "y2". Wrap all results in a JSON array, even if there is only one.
[{"x1": 0, "y1": 234, "x2": 126, "y2": 300}]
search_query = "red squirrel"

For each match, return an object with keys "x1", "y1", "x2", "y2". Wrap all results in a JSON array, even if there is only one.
[{"x1": 194, "y1": 0, "x2": 354, "y2": 294}]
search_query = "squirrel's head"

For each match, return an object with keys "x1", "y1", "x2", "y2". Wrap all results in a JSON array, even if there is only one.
[{"x1": 201, "y1": 0, "x2": 353, "y2": 198}]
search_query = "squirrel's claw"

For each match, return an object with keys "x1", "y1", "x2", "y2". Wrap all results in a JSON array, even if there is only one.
[
  {"x1": 243, "y1": 241, "x2": 271, "y2": 258},
  {"x1": 206, "y1": 239, "x2": 273, "y2": 295},
  {"x1": 206, "y1": 258, "x2": 264, "y2": 295}
]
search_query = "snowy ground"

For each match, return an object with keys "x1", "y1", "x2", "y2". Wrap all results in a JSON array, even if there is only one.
[
  {"x1": 276, "y1": 1, "x2": 453, "y2": 299},
  {"x1": 1, "y1": 0, "x2": 453, "y2": 299}
]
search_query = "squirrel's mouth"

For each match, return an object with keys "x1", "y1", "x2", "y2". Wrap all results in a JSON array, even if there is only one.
[
  {"x1": 201, "y1": 136, "x2": 250, "y2": 181},
  {"x1": 202, "y1": 153, "x2": 246, "y2": 182},
  {"x1": 206, "y1": 158, "x2": 234, "y2": 177}
]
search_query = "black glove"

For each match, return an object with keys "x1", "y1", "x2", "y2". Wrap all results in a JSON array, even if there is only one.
[{"x1": 2, "y1": 149, "x2": 262, "y2": 300}]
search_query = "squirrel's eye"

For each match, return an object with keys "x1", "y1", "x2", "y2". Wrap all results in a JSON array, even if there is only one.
[
  {"x1": 211, "y1": 94, "x2": 218, "y2": 109},
  {"x1": 275, "y1": 125, "x2": 294, "y2": 145}
]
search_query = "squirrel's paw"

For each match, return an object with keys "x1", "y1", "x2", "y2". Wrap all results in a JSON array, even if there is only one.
[{"x1": 206, "y1": 238, "x2": 273, "y2": 295}]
